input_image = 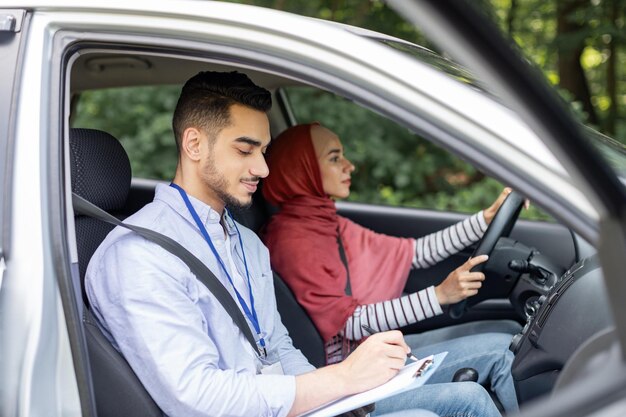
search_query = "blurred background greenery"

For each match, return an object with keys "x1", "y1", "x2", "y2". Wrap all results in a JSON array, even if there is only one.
[{"x1": 73, "y1": 0, "x2": 626, "y2": 220}]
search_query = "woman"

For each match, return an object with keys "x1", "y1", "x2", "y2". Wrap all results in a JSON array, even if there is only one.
[{"x1": 262, "y1": 123, "x2": 521, "y2": 413}]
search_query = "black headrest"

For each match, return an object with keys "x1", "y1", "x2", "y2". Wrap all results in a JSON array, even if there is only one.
[{"x1": 69, "y1": 128, "x2": 131, "y2": 211}]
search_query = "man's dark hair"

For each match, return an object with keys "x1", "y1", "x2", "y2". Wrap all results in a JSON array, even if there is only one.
[{"x1": 172, "y1": 71, "x2": 272, "y2": 152}]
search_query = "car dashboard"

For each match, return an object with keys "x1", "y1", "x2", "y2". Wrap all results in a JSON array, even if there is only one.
[{"x1": 510, "y1": 253, "x2": 614, "y2": 402}]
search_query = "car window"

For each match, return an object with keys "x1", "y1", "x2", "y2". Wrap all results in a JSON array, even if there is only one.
[
  {"x1": 281, "y1": 85, "x2": 550, "y2": 221},
  {"x1": 70, "y1": 82, "x2": 552, "y2": 221},
  {"x1": 71, "y1": 85, "x2": 181, "y2": 181},
  {"x1": 586, "y1": 128, "x2": 626, "y2": 181}
]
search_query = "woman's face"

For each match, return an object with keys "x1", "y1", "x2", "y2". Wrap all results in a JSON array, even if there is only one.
[{"x1": 311, "y1": 125, "x2": 355, "y2": 199}]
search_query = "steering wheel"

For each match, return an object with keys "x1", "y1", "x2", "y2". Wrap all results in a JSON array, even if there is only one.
[{"x1": 448, "y1": 191, "x2": 525, "y2": 319}]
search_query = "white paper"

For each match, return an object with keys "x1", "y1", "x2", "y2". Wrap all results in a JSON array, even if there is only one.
[{"x1": 300, "y1": 352, "x2": 448, "y2": 417}]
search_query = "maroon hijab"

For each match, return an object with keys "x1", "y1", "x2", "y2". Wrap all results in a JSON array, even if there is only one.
[{"x1": 262, "y1": 124, "x2": 414, "y2": 342}]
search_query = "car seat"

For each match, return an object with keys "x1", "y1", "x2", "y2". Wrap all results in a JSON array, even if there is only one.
[
  {"x1": 70, "y1": 128, "x2": 162, "y2": 417},
  {"x1": 271, "y1": 271, "x2": 325, "y2": 367},
  {"x1": 232, "y1": 187, "x2": 326, "y2": 368}
]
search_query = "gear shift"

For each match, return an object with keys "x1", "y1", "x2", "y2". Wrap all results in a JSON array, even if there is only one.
[{"x1": 452, "y1": 367, "x2": 479, "y2": 382}]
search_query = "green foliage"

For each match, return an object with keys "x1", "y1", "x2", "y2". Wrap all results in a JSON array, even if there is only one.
[
  {"x1": 72, "y1": 86, "x2": 180, "y2": 180},
  {"x1": 285, "y1": 87, "x2": 549, "y2": 220},
  {"x1": 486, "y1": 0, "x2": 626, "y2": 142}
]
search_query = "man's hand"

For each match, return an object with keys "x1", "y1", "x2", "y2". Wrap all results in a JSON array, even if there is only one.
[
  {"x1": 435, "y1": 255, "x2": 489, "y2": 305},
  {"x1": 289, "y1": 331, "x2": 410, "y2": 417},
  {"x1": 336, "y1": 331, "x2": 409, "y2": 395}
]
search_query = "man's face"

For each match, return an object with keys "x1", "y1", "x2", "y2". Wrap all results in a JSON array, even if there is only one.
[{"x1": 199, "y1": 104, "x2": 271, "y2": 210}]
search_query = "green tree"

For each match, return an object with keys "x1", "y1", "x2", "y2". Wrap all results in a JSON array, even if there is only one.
[
  {"x1": 73, "y1": 86, "x2": 180, "y2": 179},
  {"x1": 488, "y1": 0, "x2": 626, "y2": 141}
]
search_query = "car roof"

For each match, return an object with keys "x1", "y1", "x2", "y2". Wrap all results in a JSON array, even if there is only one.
[{"x1": 57, "y1": 2, "x2": 472, "y2": 93}]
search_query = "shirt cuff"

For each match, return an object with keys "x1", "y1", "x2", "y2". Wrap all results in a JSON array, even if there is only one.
[
  {"x1": 255, "y1": 374, "x2": 297, "y2": 417},
  {"x1": 426, "y1": 286, "x2": 443, "y2": 316},
  {"x1": 477, "y1": 210, "x2": 488, "y2": 233}
]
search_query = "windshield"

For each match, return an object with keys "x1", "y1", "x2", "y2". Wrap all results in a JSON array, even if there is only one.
[{"x1": 587, "y1": 128, "x2": 626, "y2": 178}]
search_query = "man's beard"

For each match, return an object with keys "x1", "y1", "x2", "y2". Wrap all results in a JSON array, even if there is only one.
[{"x1": 200, "y1": 157, "x2": 253, "y2": 211}]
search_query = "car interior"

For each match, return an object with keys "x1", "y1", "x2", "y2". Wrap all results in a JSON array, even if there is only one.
[{"x1": 66, "y1": 47, "x2": 616, "y2": 417}]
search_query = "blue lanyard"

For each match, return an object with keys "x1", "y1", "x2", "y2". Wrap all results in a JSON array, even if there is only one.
[{"x1": 169, "y1": 183, "x2": 266, "y2": 353}]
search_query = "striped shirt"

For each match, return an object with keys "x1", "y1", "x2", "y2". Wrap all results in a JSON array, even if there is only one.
[{"x1": 325, "y1": 211, "x2": 488, "y2": 364}]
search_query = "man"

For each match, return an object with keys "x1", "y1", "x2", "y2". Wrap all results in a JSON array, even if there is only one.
[{"x1": 86, "y1": 71, "x2": 501, "y2": 417}]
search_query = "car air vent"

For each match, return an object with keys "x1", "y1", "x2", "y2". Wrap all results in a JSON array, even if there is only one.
[
  {"x1": 536, "y1": 275, "x2": 576, "y2": 328},
  {"x1": 533, "y1": 257, "x2": 587, "y2": 330}
]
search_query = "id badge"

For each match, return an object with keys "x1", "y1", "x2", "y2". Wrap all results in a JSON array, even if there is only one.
[
  {"x1": 260, "y1": 361, "x2": 284, "y2": 375},
  {"x1": 258, "y1": 349, "x2": 284, "y2": 375}
]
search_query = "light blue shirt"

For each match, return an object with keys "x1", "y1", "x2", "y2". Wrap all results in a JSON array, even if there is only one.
[{"x1": 86, "y1": 183, "x2": 314, "y2": 417}]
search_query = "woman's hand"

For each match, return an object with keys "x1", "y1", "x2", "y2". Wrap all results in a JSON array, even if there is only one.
[
  {"x1": 483, "y1": 187, "x2": 530, "y2": 224},
  {"x1": 434, "y1": 255, "x2": 489, "y2": 305},
  {"x1": 483, "y1": 187, "x2": 512, "y2": 224}
]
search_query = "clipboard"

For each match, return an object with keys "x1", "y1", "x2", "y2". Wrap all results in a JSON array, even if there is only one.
[{"x1": 299, "y1": 351, "x2": 448, "y2": 417}]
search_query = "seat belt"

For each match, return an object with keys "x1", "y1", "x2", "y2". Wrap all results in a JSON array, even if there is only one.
[
  {"x1": 337, "y1": 230, "x2": 352, "y2": 296},
  {"x1": 73, "y1": 193, "x2": 263, "y2": 357}
]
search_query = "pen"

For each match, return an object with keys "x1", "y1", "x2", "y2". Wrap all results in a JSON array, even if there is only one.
[{"x1": 361, "y1": 324, "x2": 419, "y2": 362}]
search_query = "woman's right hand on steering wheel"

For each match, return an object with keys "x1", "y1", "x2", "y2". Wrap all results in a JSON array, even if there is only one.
[{"x1": 434, "y1": 255, "x2": 489, "y2": 305}]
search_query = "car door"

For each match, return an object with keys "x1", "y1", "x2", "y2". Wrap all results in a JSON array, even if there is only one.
[
  {"x1": 0, "y1": 9, "x2": 23, "y2": 283},
  {"x1": 0, "y1": 10, "x2": 24, "y2": 412},
  {"x1": 0, "y1": 7, "x2": 86, "y2": 417}
]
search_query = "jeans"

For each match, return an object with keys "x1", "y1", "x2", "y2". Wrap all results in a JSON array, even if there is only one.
[
  {"x1": 373, "y1": 325, "x2": 518, "y2": 417},
  {"x1": 407, "y1": 330, "x2": 518, "y2": 414},
  {"x1": 404, "y1": 320, "x2": 522, "y2": 347},
  {"x1": 381, "y1": 411, "x2": 439, "y2": 417},
  {"x1": 374, "y1": 381, "x2": 501, "y2": 417}
]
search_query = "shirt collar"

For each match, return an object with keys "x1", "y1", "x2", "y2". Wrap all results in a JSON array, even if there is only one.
[
  {"x1": 222, "y1": 211, "x2": 238, "y2": 236},
  {"x1": 155, "y1": 183, "x2": 238, "y2": 236}
]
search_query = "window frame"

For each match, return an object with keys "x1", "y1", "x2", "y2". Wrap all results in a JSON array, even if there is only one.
[{"x1": 0, "y1": 9, "x2": 27, "y2": 268}]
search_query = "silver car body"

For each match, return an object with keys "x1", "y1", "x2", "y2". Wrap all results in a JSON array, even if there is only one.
[{"x1": 0, "y1": 1, "x2": 619, "y2": 416}]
